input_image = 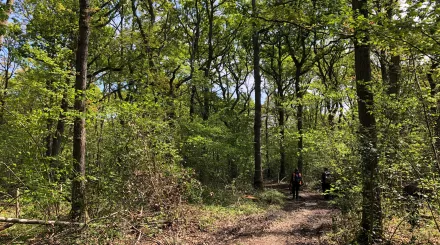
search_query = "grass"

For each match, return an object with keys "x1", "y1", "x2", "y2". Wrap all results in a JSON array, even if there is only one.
[{"x1": 195, "y1": 189, "x2": 286, "y2": 232}]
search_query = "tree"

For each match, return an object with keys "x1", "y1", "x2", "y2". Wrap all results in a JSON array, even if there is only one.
[
  {"x1": 252, "y1": 0, "x2": 263, "y2": 190},
  {"x1": 352, "y1": 0, "x2": 382, "y2": 241},
  {"x1": 71, "y1": 0, "x2": 90, "y2": 221}
]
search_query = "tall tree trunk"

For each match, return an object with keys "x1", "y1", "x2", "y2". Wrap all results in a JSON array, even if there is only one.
[
  {"x1": 190, "y1": 86, "x2": 197, "y2": 119},
  {"x1": 378, "y1": 50, "x2": 389, "y2": 84},
  {"x1": 188, "y1": 0, "x2": 200, "y2": 120},
  {"x1": 278, "y1": 101, "x2": 286, "y2": 179},
  {"x1": 353, "y1": 0, "x2": 382, "y2": 242},
  {"x1": 202, "y1": 0, "x2": 214, "y2": 121},
  {"x1": 71, "y1": 0, "x2": 90, "y2": 222},
  {"x1": 252, "y1": 0, "x2": 263, "y2": 190},
  {"x1": 0, "y1": 0, "x2": 13, "y2": 125},
  {"x1": 52, "y1": 92, "x2": 68, "y2": 158},
  {"x1": 386, "y1": 0, "x2": 400, "y2": 97},
  {"x1": 276, "y1": 36, "x2": 286, "y2": 179},
  {"x1": 428, "y1": 62, "x2": 440, "y2": 155},
  {"x1": 265, "y1": 93, "x2": 271, "y2": 179},
  {"x1": 51, "y1": 91, "x2": 68, "y2": 183},
  {"x1": 295, "y1": 70, "x2": 304, "y2": 173}
]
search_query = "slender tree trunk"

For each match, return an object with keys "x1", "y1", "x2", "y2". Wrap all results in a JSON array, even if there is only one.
[
  {"x1": 202, "y1": 0, "x2": 214, "y2": 121},
  {"x1": 276, "y1": 37, "x2": 287, "y2": 179},
  {"x1": 190, "y1": 86, "x2": 197, "y2": 119},
  {"x1": 279, "y1": 105, "x2": 286, "y2": 179},
  {"x1": 50, "y1": 91, "x2": 68, "y2": 184},
  {"x1": 189, "y1": 1, "x2": 200, "y2": 120},
  {"x1": 428, "y1": 62, "x2": 440, "y2": 153},
  {"x1": 252, "y1": 0, "x2": 263, "y2": 190},
  {"x1": 386, "y1": 0, "x2": 400, "y2": 97},
  {"x1": 295, "y1": 70, "x2": 304, "y2": 173},
  {"x1": 388, "y1": 55, "x2": 400, "y2": 95},
  {"x1": 265, "y1": 93, "x2": 270, "y2": 179},
  {"x1": 52, "y1": 92, "x2": 68, "y2": 158},
  {"x1": 353, "y1": 0, "x2": 382, "y2": 242},
  {"x1": 71, "y1": 0, "x2": 90, "y2": 222},
  {"x1": 0, "y1": 43, "x2": 11, "y2": 124},
  {"x1": 45, "y1": 121, "x2": 53, "y2": 158},
  {"x1": 378, "y1": 50, "x2": 389, "y2": 84}
]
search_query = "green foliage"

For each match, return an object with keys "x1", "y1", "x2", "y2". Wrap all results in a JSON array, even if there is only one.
[{"x1": 257, "y1": 189, "x2": 285, "y2": 206}]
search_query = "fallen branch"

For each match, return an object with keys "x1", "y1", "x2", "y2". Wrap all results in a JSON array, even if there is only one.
[{"x1": 0, "y1": 217, "x2": 85, "y2": 226}]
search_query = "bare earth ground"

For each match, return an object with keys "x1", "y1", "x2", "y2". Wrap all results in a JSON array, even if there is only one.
[{"x1": 147, "y1": 184, "x2": 338, "y2": 245}]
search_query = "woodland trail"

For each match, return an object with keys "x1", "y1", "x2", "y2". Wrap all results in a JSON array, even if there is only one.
[{"x1": 167, "y1": 183, "x2": 338, "y2": 245}]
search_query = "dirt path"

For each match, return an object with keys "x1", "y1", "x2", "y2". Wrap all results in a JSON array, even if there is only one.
[{"x1": 188, "y1": 185, "x2": 337, "y2": 245}]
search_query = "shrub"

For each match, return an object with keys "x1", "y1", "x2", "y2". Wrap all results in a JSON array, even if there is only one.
[{"x1": 258, "y1": 189, "x2": 285, "y2": 205}]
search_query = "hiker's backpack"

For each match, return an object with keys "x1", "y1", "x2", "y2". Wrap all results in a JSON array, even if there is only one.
[
  {"x1": 323, "y1": 171, "x2": 332, "y2": 184},
  {"x1": 294, "y1": 173, "x2": 303, "y2": 185}
]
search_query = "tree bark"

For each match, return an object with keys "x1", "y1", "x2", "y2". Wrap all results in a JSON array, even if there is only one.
[
  {"x1": 71, "y1": 0, "x2": 90, "y2": 222},
  {"x1": 188, "y1": 0, "x2": 200, "y2": 120},
  {"x1": 427, "y1": 62, "x2": 440, "y2": 156},
  {"x1": 202, "y1": 0, "x2": 214, "y2": 121},
  {"x1": 265, "y1": 93, "x2": 271, "y2": 179},
  {"x1": 252, "y1": 0, "x2": 263, "y2": 190},
  {"x1": 276, "y1": 36, "x2": 287, "y2": 179},
  {"x1": 295, "y1": 70, "x2": 304, "y2": 173},
  {"x1": 52, "y1": 92, "x2": 68, "y2": 158},
  {"x1": 388, "y1": 55, "x2": 400, "y2": 95},
  {"x1": 0, "y1": 0, "x2": 14, "y2": 49},
  {"x1": 353, "y1": 0, "x2": 382, "y2": 242}
]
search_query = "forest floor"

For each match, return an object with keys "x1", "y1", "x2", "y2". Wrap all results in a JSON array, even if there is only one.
[{"x1": 147, "y1": 183, "x2": 338, "y2": 245}]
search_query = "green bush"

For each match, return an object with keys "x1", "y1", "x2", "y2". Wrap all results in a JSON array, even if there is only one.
[{"x1": 258, "y1": 189, "x2": 285, "y2": 205}]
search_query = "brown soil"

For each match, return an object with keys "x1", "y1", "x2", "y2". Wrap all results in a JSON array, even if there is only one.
[{"x1": 146, "y1": 184, "x2": 338, "y2": 245}]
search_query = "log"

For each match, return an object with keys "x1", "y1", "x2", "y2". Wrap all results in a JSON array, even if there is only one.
[{"x1": 0, "y1": 217, "x2": 85, "y2": 226}]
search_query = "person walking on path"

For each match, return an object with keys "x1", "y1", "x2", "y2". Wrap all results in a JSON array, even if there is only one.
[
  {"x1": 290, "y1": 169, "x2": 303, "y2": 200},
  {"x1": 321, "y1": 168, "x2": 332, "y2": 200}
]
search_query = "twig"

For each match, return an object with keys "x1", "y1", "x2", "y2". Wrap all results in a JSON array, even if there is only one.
[{"x1": 387, "y1": 215, "x2": 409, "y2": 242}]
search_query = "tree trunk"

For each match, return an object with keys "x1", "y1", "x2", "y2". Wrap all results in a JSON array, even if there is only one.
[
  {"x1": 0, "y1": 34, "x2": 12, "y2": 124},
  {"x1": 52, "y1": 92, "x2": 68, "y2": 158},
  {"x1": 0, "y1": 0, "x2": 14, "y2": 49},
  {"x1": 190, "y1": 86, "x2": 197, "y2": 119},
  {"x1": 202, "y1": 0, "x2": 214, "y2": 121},
  {"x1": 279, "y1": 107, "x2": 286, "y2": 179},
  {"x1": 51, "y1": 91, "x2": 68, "y2": 182},
  {"x1": 71, "y1": 0, "x2": 90, "y2": 222},
  {"x1": 378, "y1": 50, "x2": 389, "y2": 84},
  {"x1": 428, "y1": 62, "x2": 440, "y2": 157},
  {"x1": 388, "y1": 55, "x2": 400, "y2": 95},
  {"x1": 189, "y1": 0, "x2": 200, "y2": 120},
  {"x1": 276, "y1": 36, "x2": 286, "y2": 179},
  {"x1": 265, "y1": 93, "x2": 271, "y2": 179},
  {"x1": 295, "y1": 70, "x2": 304, "y2": 173},
  {"x1": 353, "y1": 0, "x2": 382, "y2": 242},
  {"x1": 252, "y1": 0, "x2": 263, "y2": 190}
]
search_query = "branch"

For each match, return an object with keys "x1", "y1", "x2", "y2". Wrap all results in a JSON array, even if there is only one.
[
  {"x1": 87, "y1": 67, "x2": 123, "y2": 78},
  {"x1": 0, "y1": 217, "x2": 85, "y2": 226}
]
